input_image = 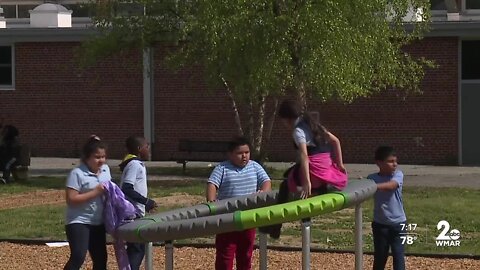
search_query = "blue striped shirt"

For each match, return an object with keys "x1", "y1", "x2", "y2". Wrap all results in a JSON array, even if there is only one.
[{"x1": 208, "y1": 160, "x2": 271, "y2": 200}]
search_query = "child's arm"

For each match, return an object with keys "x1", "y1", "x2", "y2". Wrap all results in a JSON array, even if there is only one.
[
  {"x1": 65, "y1": 170, "x2": 104, "y2": 206},
  {"x1": 376, "y1": 181, "x2": 399, "y2": 191},
  {"x1": 376, "y1": 171, "x2": 403, "y2": 191},
  {"x1": 206, "y1": 183, "x2": 218, "y2": 202},
  {"x1": 206, "y1": 165, "x2": 223, "y2": 202},
  {"x1": 66, "y1": 186, "x2": 104, "y2": 206},
  {"x1": 297, "y1": 143, "x2": 312, "y2": 199},
  {"x1": 326, "y1": 131, "x2": 346, "y2": 172},
  {"x1": 254, "y1": 162, "x2": 272, "y2": 192},
  {"x1": 121, "y1": 163, "x2": 157, "y2": 210},
  {"x1": 259, "y1": 180, "x2": 272, "y2": 192},
  {"x1": 121, "y1": 183, "x2": 157, "y2": 210}
]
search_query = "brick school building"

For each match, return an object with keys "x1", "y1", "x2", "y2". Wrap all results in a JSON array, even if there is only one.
[{"x1": 1, "y1": 2, "x2": 480, "y2": 165}]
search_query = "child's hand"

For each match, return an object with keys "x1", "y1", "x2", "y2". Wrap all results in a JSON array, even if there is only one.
[
  {"x1": 337, "y1": 163, "x2": 347, "y2": 174},
  {"x1": 300, "y1": 182, "x2": 311, "y2": 199},
  {"x1": 94, "y1": 184, "x2": 105, "y2": 195},
  {"x1": 145, "y1": 199, "x2": 158, "y2": 212}
]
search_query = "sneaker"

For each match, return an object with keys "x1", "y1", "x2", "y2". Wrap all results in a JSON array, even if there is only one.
[{"x1": 0, "y1": 178, "x2": 6, "y2": 184}]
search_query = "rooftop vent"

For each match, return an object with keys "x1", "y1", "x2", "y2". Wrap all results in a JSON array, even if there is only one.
[{"x1": 29, "y1": 3, "x2": 72, "y2": 28}]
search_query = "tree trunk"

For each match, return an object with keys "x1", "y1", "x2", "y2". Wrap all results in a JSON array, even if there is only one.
[
  {"x1": 247, "y1": 98, "x2": 255, "y2": 144},
  {"x1": 297, "y1": 82, "x2": 307, "y2": 110},
  {"x1": 263, "y1": 97, "x2": 278, "y2": 148},
  {"x1": 260, "y1": 97, "x2": 279, "y2": 163},
  {"x1": 253, "y1": 95, "x2": 266, "y2": 158},
  {"x1": 221, "y1": 76, "x2": 244, "y2": 136}
]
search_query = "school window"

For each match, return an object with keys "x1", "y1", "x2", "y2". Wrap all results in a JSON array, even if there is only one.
[
  {"x1": 1, "y1": 5, "x2": 17, "y2": 18},
  {"x1": 465, "y1": 0, "x2": 480, "y2": 9},
  {"x1": 431, "y1": 0, "x2": 480, "y2": 11},
  {"x1": 430, "y1": 0, "x2": 447, "y2": 10},
  {"x1": 0, "y1": 45, "x2": 14, "y2": 89},
  {"x1": 63, "y1": 4, "x2": 93, "y2": 17},
  {"x1": 17, "y1": 5, "x2": 37, "y2": 18},
  {"x1": 461, "y1": 40, "x2": 480, "y2": 80}
]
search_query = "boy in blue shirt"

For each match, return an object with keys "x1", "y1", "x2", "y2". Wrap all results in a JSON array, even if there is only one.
[
  {"x1": 367, "y1": 146, "x2": 406, "y2": 270},
  {"x1": 119, "y1": 136, "x2": 158, "y2": 270},
  {"x1": 206, "y1": 137, "x2": 271, "y2": 270}
]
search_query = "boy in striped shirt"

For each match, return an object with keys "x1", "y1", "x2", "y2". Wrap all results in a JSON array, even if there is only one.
[{"x1": 206, "y1": 137, "x2": 271, "y2": 270}]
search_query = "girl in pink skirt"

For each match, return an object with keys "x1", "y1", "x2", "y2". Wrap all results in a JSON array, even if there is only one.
[
  {"x1": 278, "y1": 100, "x2": 347, "y2": 198},
  {"x1": 260, "y1": 100, "x2": 348, "y2": 238}
]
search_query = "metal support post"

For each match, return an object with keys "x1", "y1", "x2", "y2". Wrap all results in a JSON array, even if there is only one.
[
  {"x1": 145, "y1": 242, "x2": 153, "y2": 270},
  {"x1": 165, "y1": 241, "x2": 174, "y2": 270},
  {"x1": 259, "y1": 232, "x2": 268, "y2": 270},
  {"x1": 301, "y1": 218, "x2": 311, "y2": 270},
  {"x1": 355, "y1": 204, "x2": 363, "y2": 270}
]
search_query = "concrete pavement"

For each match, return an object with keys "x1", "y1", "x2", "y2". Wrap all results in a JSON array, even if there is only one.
[{"x1": 27, "y1": 157, "x2": 480, "y2": 189}]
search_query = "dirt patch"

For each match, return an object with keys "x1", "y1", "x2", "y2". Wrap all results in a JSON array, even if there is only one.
[
  {"x1": 317, "y1": 218, "x2": 339, "y2": 224},
  {"x1": 0, "y1": 190, "x2": 64, "y2": 210},
  {"x1": 154, "y1": 193, "x2": 204, "y2": 208},
  {"x1": 0, "y1": 190, "x2": 204, "y2": 211},
  {"x1": 0, "y1": 243, "x2": 478, "y2": 270}
]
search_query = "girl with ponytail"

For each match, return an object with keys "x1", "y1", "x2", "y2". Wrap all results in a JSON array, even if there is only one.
[{"x1": 277, "y1": 99, "x2": 347, "y2": 199}]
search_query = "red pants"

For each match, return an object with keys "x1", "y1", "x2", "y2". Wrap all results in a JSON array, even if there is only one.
[{"x1": 215, "y1": 229, "x2": 256, "y2": 270}]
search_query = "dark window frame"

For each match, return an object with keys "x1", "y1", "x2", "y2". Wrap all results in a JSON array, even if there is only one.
[
  {"x1": 461, "y1": 40, "x2": 480, "y2": 80},
  {"x1": 0, "y1": 45, "x2": 14, "y2": 90}
]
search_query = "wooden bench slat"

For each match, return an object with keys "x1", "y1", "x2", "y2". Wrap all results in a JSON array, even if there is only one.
[{"x1": 178, "y1": 140, "x2": 230, "y2": 153}]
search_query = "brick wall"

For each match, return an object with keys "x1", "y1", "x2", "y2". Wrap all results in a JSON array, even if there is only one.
[
  {"x1": 152, "y1": 37, "x2": 459, "y2": 165},
  {"x1": 327, "y1": 37, "x2": 458, "y2": 164},
  {"x1": 1, "y1": 37, "x2": 459, "y2": 164},
  {"x1": 0, "y1": 42, "x2": 144, "y2": 159}
]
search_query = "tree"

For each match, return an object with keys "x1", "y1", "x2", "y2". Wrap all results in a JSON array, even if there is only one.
[{"x1": 82, "y1": 0, "x2": 433, "y2": 160}]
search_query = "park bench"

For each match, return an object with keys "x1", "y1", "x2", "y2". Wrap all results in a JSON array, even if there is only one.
[{"x1": 174, "y1": 139, "x2": 230, "y2": 172}]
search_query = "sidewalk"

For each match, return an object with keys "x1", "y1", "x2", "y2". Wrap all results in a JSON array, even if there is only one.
[{"x1": 27, "y1": 157, "x2": 480, "y2": 189}]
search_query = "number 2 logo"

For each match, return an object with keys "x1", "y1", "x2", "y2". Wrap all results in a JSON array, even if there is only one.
[{"x1": 436, "y1": 220, "x2": 460, "y2": 240}]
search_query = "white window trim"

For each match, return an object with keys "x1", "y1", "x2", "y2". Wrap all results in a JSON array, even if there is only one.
[{"x1": 0, "y1": 44, "x2": 15, "y2": 90}]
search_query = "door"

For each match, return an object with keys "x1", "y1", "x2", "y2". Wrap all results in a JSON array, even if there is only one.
[{"x1": 461, "y1": 40, "x2": 480, "y2": 165}]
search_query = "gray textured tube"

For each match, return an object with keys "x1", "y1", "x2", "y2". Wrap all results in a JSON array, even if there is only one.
[
  {"x1": 116, "y1": 180, "x2": 377, "y2": 243},
  {"x1": 116, "y1": 191, "x2": 278, "y2": 242}
]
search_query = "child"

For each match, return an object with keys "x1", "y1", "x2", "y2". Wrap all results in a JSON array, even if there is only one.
[
  {"x1": 119, "y1": 135, "x2": 158, "y2": 270},
  {"x1": 261, "y1": 100, "x2": 348, "y2": 239},
  {"x1": 64, "y1": 136, "x2": 109, "y2": 270},
  {"x1": 206, "y1": 137, "x2": 271, "y2": 270},
  {"x1": 0, "y1": 124, "x2": 19, "y2": 184},
  {"x1": 367, "y1": 146, "x2": 406, "y2": 270},
  {"x1": 277, "y1": 100, "x2": 348, "y2": 198}
]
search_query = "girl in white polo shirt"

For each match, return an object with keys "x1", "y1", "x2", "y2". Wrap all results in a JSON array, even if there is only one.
[{"x1": 64, "y1": 136, "x2": 110, "y2": 270}]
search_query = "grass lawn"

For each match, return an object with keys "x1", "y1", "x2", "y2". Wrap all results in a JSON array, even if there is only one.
[
  {"x1": 146, "y1": 165, "x2": 287, "y2": 180},
  {"x1": 0, "y1": 175, "x2": 478, "y2": 256},
  {"x1": 0, "y1": 176, "x2": 66, "y2": 195}
]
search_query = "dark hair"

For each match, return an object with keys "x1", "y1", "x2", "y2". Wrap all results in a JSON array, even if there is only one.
[
  {"x1": 126, "y1": 136, "x2": 146, "y2": 154},
  {"x1": 228, "y1": 136, "x2": 251, "y2": 152},
  {"x1": 1, "y1": 125, "x2": 19, "y2": 141},
  {"x1": 375, "y1": 146, "x2": 396, "y2": 161},
  {"x1": 278, "y1": 99, "x2": 328, "y2": 145},
  {"x1": 81, "y1": 136, "x2": 106, "y2": 162}
]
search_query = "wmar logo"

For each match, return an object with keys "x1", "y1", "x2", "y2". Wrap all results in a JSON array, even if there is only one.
[{"x1": 436, "y1": 220, "x2": 461, "y2": 247}]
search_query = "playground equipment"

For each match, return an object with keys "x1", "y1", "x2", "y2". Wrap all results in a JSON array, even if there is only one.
[{"x1": 117, "y1": 179, "x2": 377, "y2": 270}]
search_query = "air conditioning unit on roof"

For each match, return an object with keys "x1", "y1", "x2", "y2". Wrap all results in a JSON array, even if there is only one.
[{"x1": 29, "y1": 3, "x2": 72, "y2": 28}]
